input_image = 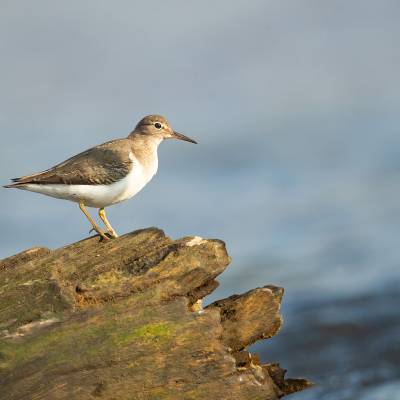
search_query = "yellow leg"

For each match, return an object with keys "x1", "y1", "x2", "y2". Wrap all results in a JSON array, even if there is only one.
[
  {"x1": 79, "y1": 201, "x2": 109, "y2": 240},
  {"x1": 99, "y1": 208, "x2": 118, "y2": 238}
]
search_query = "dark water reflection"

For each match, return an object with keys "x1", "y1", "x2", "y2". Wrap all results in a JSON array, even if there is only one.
[{"x1": 250, "y1": 284, "x2": 400, "y2": 399}]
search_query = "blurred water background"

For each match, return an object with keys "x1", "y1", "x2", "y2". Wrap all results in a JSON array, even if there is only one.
[{"x1": 1, "y1": 2, "x2": 399, "y2": 399}]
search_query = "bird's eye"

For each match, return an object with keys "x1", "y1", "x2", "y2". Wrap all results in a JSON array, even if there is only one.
[{"x1": 154, "y1": 122, "x2": 162, "y2": 129}]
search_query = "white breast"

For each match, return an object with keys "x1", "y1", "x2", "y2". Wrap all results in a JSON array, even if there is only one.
[{"x1": 21, "y1": 153, "x2": 158, "y2": 208}]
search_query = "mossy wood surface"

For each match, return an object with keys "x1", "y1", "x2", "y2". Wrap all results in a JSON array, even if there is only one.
[{"x1": 0, "y1": 228, "x2": 311, "y2": 399}]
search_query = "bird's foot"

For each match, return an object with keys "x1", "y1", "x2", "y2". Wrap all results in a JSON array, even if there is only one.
[
  {"x1": 88, "y1": 227, "x2": 110, "y2": 241},
  {"x1": 106, "y1": 228, "x2": 119, "y2": 239},
  {"x1": 89, "y1": 228, "x2": 118, "y2": 240}
]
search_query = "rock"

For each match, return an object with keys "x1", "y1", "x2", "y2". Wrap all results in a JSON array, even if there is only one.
[{"x1": 0, "y1": 228, "x2": 312, "y2": 399}]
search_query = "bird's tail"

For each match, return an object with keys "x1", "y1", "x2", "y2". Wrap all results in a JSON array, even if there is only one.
[
  {"x1": 3, "y1": 179, "x2": 27, "y2": 188},
  {"x1": 3, "y1": 173, "x2": 41, "y2": 188}
]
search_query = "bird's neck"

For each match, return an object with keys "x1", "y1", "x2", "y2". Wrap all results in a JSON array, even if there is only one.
[{"x1": 128, "y1": 133, "x2": 161, "y2": 170}]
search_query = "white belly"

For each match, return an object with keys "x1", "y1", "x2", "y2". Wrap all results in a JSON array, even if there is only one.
[{"x1": 21, "y1": 158, "x2": 157, "y2": 208}]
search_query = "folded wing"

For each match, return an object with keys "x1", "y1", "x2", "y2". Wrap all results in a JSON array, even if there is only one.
[{"x1": 7, "y1": 139, "x2": 133, "y2": 186}]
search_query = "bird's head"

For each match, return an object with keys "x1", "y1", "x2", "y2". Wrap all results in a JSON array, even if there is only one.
[{"x1": 130, "y1": 115, "x2": 197, "y2": 144}]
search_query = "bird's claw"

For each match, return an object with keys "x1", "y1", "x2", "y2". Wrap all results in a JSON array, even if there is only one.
[
  {"x1": 106, "y1": 229, "x2": 119, "y2": 239},
  {"x1": 88, "y1": 227, "x2": 111, "y2": 241}
]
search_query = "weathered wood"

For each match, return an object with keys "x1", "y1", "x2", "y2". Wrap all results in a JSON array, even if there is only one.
[
  {"x1": 207, "y1": 285, "x2": 283, "y2": 351},
  {"x1": 0, "y1": 228, "x2": 311, "y2": 399}
]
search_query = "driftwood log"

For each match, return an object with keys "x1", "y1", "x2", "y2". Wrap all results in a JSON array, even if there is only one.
[{"x1": 0, "y1": 228, "x2": 311, "y2": 399}]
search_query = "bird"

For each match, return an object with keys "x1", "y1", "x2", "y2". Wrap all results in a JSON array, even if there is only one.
[{"x1": 4, "y1": 115, "x2": 197, "y2": 240}]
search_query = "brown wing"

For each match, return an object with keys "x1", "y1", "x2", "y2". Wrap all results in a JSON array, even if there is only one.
[{"x1": 8, "y1": 139, "x2": 133, "y2": 186}]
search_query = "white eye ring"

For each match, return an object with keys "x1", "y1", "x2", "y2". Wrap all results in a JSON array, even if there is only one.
[{"x1": 154, "y1": 122, "x2": 162, "y2": 129}]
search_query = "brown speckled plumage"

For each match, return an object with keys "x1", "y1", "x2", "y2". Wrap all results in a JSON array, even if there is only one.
[
  {"x1": 7, "y1": 139, "x2": 134, "y2": 186},
  {"x1": 6, "y1": 114, "x2": 193, "y2": 188}
]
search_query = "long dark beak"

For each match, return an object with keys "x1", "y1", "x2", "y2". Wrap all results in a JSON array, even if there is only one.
[{"x1": 171, "y1": 131, "x2": 197, "y2": 144}]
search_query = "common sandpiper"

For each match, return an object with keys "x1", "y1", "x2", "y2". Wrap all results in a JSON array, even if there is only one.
[{"x1": 4, "y1": 115, "x2": 197, "y2": 240}]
